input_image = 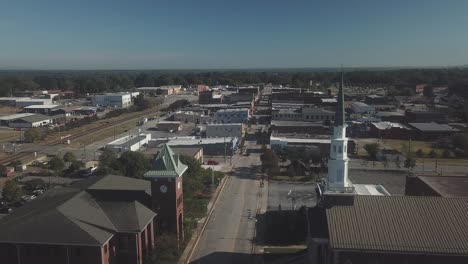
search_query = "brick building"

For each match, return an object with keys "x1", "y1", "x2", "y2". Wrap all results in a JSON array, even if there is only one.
[
  {"x1": 144, "y1": 144, "x2": 187, "y2": 243},
  {"x1": 0, "y1": 175, "x2": 157, "y2": 264}
]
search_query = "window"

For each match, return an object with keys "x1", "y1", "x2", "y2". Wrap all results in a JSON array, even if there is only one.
[
  {"x1": 339, "y1": 146, "x2": 342, "y2": 153},
  {"x1": 333, "y1": 145, "x2": 336, "y2": 153}
]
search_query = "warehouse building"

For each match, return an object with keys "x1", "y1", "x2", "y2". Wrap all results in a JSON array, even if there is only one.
[
  {"x1": 0, "y1": 113, "x2": 36, "y2": 127},
  {"x1": 106, "y1": 133, "x2": 151, "y2": 153},
  {"x1": 92, "y1": 92, "x2": 139, "y2": 108},
  {"x1": 23, "y1": 104, "x2": 61, "y2": 115}
]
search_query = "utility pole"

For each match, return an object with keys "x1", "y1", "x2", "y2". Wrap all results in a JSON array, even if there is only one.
[{"x1": 224, "y1": 136, "x2": 227, "y2": 164}]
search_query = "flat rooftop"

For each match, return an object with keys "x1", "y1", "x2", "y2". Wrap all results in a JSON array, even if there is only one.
[
  {"x1": 23, "y1": 104, "x2": 60, "y2": 109},
  {"x1": 0, "y1": 113, "x2": 36, "y2": 121},
  {"x1": 108, "y1": 134, "x2": 149, "y2": 147},
  {"x1": 271, "y1": 120, "x2": 325, "y2": 127},
  {"x1": 418, "y1": 176, "x2": 468, "y2": 198}
]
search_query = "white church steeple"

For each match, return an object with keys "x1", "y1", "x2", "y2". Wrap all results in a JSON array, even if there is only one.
[{"x1": 327, "y1": 69, "x2": 352, "y2": 191}]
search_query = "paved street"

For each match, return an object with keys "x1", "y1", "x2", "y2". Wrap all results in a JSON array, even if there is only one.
[{"x1": 190, "y1": 142, "x2": 263, "y2": 264}]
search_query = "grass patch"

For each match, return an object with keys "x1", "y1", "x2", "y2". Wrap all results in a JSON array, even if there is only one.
[
  {"x1": 381, "y1": 139, "x2": 442, "y2": 156},
  {"x1": 0, "y1": 130, "x2": 18, "y2": 142},
  {"x1": 73, "y1": 119, "x2": 137, "y2": 146}
]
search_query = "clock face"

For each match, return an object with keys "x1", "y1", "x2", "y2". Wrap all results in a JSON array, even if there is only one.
[{"x1": 160, "y1": 185, "x2": 168, "y2": 193}]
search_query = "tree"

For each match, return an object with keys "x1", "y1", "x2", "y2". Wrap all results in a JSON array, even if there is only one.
[
  {"x1": 260, "y1": 149, "x2": 279, "y2": 172},
  {"x1": 428, "y1": 149, "x2": 437, "y2": 158},
  {"x1": 63, "y1": 152, "x2": 76, "y2": 163},
  {"x1": 423, "y1": 85, "x2": 434, "y2": 97},
  {"x1": 48, "y1": 156, "x2": 65, "y2": 173},
  {"x1": 68, "y1": 160, "x2": 85, "y2": 172},
  {"x1": 364, "y1": 143, "x2": 380, "y2": 160},
  {"x1": 415, "y1": 149, "x2": 424, "y2": 158},
  {"x1": 2, "y1": 180, "x2": 23, "y2": 203},
  {"x1": 442, "y1": 149, "x2": 452, "y2": 158},
  {"x1": 179, "y1": 155, "x2": 204, "y2": 198},
  {"x1": 23, "y1": 178, "x2": 46, "y2": 192},
  {"x1": 24, "y1": 128, "x2": 41, "y2": 143},
  {"x1": 116, "y1": 151, "x2": 150, "y2": 179},
  {"x1": 404, "y1": 157, "x2": 416, "y2": 170},
  {"x1": 134, "y1": 93, "x2": 153, "y2": 111}
]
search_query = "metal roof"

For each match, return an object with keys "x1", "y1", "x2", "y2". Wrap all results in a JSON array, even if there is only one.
[
  {"x1": 145, "y1": 144, "x2": 188, "y2": 178},
  {"x1": 0, "y1": 113, "x2": 35, "y2": 121},
  {"x1": 327, "y1": 195, "x2": 468, "y2": 254},
  {"x1": 408, "y1": 122, "x2": 458, "y2": 132}
]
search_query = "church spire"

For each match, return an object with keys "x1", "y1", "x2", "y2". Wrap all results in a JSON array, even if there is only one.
[{"x1": 334, "y1": 67, "x2": 345, "y2": 127}]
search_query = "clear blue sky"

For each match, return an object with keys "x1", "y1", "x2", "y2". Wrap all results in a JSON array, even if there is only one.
[{"x1": 1, "y1": 0, "x2": 468, "y2": 70}]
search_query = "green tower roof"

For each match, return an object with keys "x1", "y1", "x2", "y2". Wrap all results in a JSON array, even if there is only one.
[{"x1": 144, "y1": 144, "x2": 188, "y2": 178}]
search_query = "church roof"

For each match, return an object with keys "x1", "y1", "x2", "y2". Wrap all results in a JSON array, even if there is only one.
[
  {"x1": 334, "y1": 71, "x2": 345, "y2": 126},
  {"x1": 144, "y1": 144, "x2": 188, "y2": 178}
]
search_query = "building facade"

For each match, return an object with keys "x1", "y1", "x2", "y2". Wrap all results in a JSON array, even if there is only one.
[
  {"x1": 93, "y1": 93, "x2": 138, "y2": 108},
  {"x1": 206, "y1": 123, "x2": 244, "y2": 139},
  {"x1": 215, "y1": 108, "x2": 250, "y2": 123}
]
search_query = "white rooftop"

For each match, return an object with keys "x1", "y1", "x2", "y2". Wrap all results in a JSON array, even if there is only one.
[
  {"x1": 270, "y1": 136, "x2": 331, "y2": 144},
  {"x1": 23, "y1": 104, "x2": 59, "y2": 109},
  {"x1": 354, "y1": 184, "x2": 391, "y2": 196}
]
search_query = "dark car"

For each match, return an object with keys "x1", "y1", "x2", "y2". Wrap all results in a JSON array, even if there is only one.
[
  {"x1": 206, "y1": 160, "x2": 219, "y2": 165},
  {"x1": 0, "y1": 206, "x2": 12, "y2": 214}
]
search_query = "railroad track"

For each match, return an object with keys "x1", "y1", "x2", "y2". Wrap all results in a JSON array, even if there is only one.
[{"x1": 0, "y1": 108, "x2": 160, "y2": 165}]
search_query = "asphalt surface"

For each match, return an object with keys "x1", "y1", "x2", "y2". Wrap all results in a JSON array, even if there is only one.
[{"x1": 190, "y1": 142, "x2": 262, "y2": 264}]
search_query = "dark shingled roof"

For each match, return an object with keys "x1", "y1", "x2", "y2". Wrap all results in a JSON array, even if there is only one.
[
  {"x1": 327, "y1": 195, "x2": 468, "y2": 255},
  {"x1": 0, "y1": 175, "x2": 156, "y2": 246}
]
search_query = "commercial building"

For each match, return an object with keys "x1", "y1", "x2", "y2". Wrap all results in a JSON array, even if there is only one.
[
  {"x1": 106, "y1": 133, "x2": 151, "y2": 153},
  {"x1": 172, "y1": 111, "x2": 201, "y2": 123},
  {"x1": 270, "y1": 135, "x2": 356, "y2": 156},
  {"x1": 405, "y1": 175, "x2": 468, "y2": 198},
  {"x1": 405, "y1": 110, "x2": 447, "y2": 123},
  {"x1": 270, "y1": 120, "x2": 328, "y2": 134},
  {"x1": 92, "y1": 92, "x2": 138, "y2": 108},
  {"x1": 16, "y1": 98, "x2": 53, "y2": 108},
  {"x1": 149, "y1": 137, "x2": 239, "y2": 156},
  {"x1": 156, "y1": 121, "x2": 181, "y2": 132},
  {"x1": 369, "y1": 122, "x2": 411, "y2": 139},
  {"x1": 7, "y1": 114, "x2": 54, "y2": 128},
  {"x1": 206, "y1": 123, "x2": 244, "y2": 139},
  {"x1": 23, "y1": 104, "x2": 61, "y2": 115},
  {"x1": 407, "y1": 122, "x2": 459, "y2": 140},
  {"x1": 146, "y1": 146, "x2": 203, "y2": 164},
  {"x1": 137, "y1": 85, "x2": 182, "y2": 96},
  {"x1": 350, "y1": 101, "x2": 375, "y2": 115},
  {"x1": 0, "y1": 175, "x2": 158, "y2": 264},
  {"x1": 0, "y1": 113, "x2": 36, "y2": 127},
  {"x1": 215, "y1": 108, "x2": 250, "y2": 123},
  {"x1": 272, "y1": 106, "x2": 335, "y2": 123}
]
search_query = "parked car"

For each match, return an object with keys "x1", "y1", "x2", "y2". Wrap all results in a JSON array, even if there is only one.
[
  {"x1": 0, "y1": 206, "x2": 12, "y2": 214},
  {"x1": 207, "y1": 160, "x2": 219, "y2": 165}
]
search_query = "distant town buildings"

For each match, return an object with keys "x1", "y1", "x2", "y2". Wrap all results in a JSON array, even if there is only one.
[{"x1": 92, "y1": 92, "x2": 139, "y2": 108}]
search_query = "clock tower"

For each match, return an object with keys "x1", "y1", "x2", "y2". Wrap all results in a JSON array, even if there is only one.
[{"x1": 144, "y1": 144, "x2": 187, "y2": 242}]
